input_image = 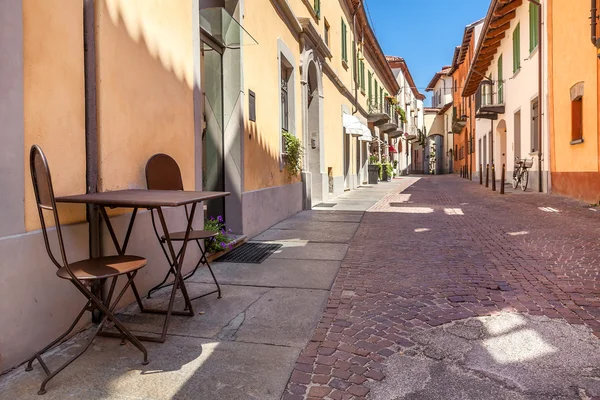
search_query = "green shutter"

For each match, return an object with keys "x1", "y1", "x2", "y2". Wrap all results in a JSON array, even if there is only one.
[
  {"x1": 352, "y1": 41, "x2": 356, "y2": 79},
  {"x1": 360, "y1": 61, "x2": 365, "y2": 91},
  {"x1": 374, "y1": 81, "x2": 378, "y2": 105},
  {"x1": 314, "y1": 0, "x2": 320, "y2": 19},
  {"x1": 368, "y1": 71, "x2": 372, "y2": 100},
  {"x1": 498, "y1": 54, "x2": 503, "y2": 104},
  {"x1": 529, "y1": 3, "x2": 539, "y2": 52},
  {"x1": 513, "y1": 23, "x2": 520, "y2": 73},
  {"x1": 341, "y1": 19, "x2": 347, "y2": 62}
]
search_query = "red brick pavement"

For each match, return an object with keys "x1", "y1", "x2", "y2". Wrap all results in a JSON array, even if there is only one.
[{"x1": 283, "y1": 175, "x2": 600, "y2": 400}]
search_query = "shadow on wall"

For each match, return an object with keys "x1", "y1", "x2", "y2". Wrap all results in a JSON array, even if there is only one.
[{"x1": 243, "y1": 120, "x2": 301, "y2": 192}]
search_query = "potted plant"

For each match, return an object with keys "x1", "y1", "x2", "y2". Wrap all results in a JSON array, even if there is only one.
[
  {"x1": 382, "y1": 162, "x2": 393, "y2": 182},
  {"x1": 282, "y1": 131, "x2": 303, "y2": 178},
  {"x1": 368, "y1": 154, "x2": 379, "y2": 184}
]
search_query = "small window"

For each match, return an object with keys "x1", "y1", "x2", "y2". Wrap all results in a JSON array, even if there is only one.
[
  {"x1": 529, "y1": 2, "x2": 539, "y2": 52},
  {"x1": 324, "y1": 19, "x2": 330, "y2": 46},
  {"x1": 313, "y1": 0, "x2": 321, "y2": 19},
  {"x1": 249, "y1": 90, "x2": 256, "y2": 122},
  {"x1": 513, "y1": 23, "x2": 521, "y2": 73},
  {"x1": 281, "y1": 64, "x2": 290, "y2": 133},
  {"x1": 341, "y1": 19, "x2": 348, "y2": 63},
  {"x1": 571, "y1": 96, "x2": 583, "y2": 142},
  {"x1": 531, "y1": 97, "x2": 539, "y2": 152}
]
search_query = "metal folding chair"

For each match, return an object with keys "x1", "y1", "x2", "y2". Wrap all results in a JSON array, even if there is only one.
[
  {"x1": 145, "y1": 153, "x2": 222, "y2": 301},
  {"x1": 26, "y1": 145, "x2": 149, "y2": 395}
]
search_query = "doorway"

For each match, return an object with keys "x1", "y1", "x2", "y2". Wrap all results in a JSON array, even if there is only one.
[
  {"x1": 497, "y1": 119, "x2": 507, "y2": 168},
  {"x1": 306, "y1": 62, "x2": 322, "y2": 203},
  {"x1": 514, "y1": 110, "x2": 521, "y2": 160},
  {"x1": 343, "y1": 130, "x2": 350, "y2": 189},
  {"x1": 201, "y1": 40, "x2": 225, "y2": 219}
]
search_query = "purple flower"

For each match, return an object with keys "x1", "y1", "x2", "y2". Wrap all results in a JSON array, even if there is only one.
[
  {"x1": 221, "y1": 229, "x2": 226, "y2": 234},
  {"x1": 217, "y1": 215, "x2": 223, "y2": 223},
  {"x1": 220, "y1": 242, "x2": 226, "y2": 248},
  {"x1": 209, "y1": 216, "x2": 215, "y2": 221}
]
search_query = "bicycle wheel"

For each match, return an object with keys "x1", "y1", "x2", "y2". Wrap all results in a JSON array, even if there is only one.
[
  {"x1": 512, "y1": 170, "x2": 519, "y2": 189},
  {"x1": 521, "y1": 170, "x2": 529, "y2": 191}
]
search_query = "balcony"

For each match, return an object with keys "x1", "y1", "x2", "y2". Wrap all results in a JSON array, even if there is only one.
[
  {"x1": 452, "y1": 106, "x2": 468, "y2": 134},
  {"x1": 367, "y1": 98, "x2": 390, "y2": 126},
  {"x1": 475, "y1": 80, "x2": 505, "y2": 120}
]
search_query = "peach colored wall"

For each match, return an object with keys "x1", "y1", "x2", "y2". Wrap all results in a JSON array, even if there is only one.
[
  {"x1": 95, "y1": 0, "x2": 195, "y2": 193},
  {"x1": 549, "y1": 0, "x2": 598, "y2": 173},
  {"x1": 23, "y1": 0, "x2": 86, "y2": 230},
  {"x1": 242, "y1": 0, "x2": 302, "y2": 192}
]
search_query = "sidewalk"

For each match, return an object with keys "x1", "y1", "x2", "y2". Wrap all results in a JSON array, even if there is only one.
[{"x1": 0, "y1": 179, "x2": 414, "y2": 399}]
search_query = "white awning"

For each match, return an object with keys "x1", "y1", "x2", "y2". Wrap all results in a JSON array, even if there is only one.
[
  {"x1": 343, "y1": 113, "x2": 362, "y2": 136},
  {"x1": 359, "y1": 124, "x2": 373, "y2": 141}
]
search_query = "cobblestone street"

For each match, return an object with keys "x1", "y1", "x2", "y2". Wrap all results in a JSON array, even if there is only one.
[{"x1": 285, "y1": 176, "x2": 600, "y2": 400}]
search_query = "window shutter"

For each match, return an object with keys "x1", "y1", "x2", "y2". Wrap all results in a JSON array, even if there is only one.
[
  {"x1": 497, "y1": 54, "x2": 503, "y2": 104},
  {"x1": 341, "y1": 20, "x2": 347, "y2": 62},
  {"x1": 513, "y1": 23, "x2": 520, "y2": 73}
]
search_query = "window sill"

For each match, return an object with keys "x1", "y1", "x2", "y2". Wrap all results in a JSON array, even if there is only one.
[
  {"x1": 570, "y1": 138, "x2": 584, "y2": 145},
  {"x1": 529, "y1": 46, "x2": 539, "y2": 58},
  {"x1": 342, "y1": 60, "x2": 349, "y2": 70},
  {"x1": 528, "y1": 151, "x2": 540, "y2": 156},
  {"x1": 512, "y1": 68, "x2": 521, "y2": 79},
  {"x1": 360, "y1": 89, "x2": 366, "y2": 96}
]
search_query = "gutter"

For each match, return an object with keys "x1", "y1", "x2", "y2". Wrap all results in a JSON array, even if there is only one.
[{"x1": 592, "y1": 0, "x2": 598, "y2": 46}]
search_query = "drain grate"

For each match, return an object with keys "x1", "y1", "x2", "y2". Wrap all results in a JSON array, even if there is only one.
[
  {"x1": 215, "y1": 242, "x2": 282, "y2": 264},
  {"x1": 314, "y1": 203, "x2": 337, "y2": 208}
]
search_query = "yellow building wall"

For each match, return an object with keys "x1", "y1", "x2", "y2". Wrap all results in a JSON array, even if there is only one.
[
  {"x1": 550, "y1": 0, "x2": 598, "y2": 173},
  {"x1": 243, "y1": 0, "x2": 302, "y2": 192},
  {"x1": 95, "y1": 0, "x2": 195, "y2": 192},
  {"x1": 23, "y1": 0, "x2": 86, "y2": 231}
]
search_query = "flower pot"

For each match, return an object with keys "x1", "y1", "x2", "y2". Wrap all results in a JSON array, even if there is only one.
[
  {"x1": 382, "y1": 168, "x2": 389, "y2": 182},
  {"x1": 367, "y1": 165, "x2": 379, "y2": 185}
]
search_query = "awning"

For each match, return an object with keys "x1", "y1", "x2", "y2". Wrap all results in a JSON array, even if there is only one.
[
  {"x1": 358, "y1": 124, "x2": 373, "y2": 141},
  {"x1": 388, "y1": 145, "x2": 398, "y2": 154},
  {"x1": 200, "y1": 8, "x2": 258, "y2": 48},
  {"x1": 343, "y1": 113, "x2": 362, "y2": 136}
]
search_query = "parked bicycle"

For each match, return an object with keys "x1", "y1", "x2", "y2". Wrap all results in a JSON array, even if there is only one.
[{"x1": 512, "y1": 157, "x2": 533, "y2": 191}]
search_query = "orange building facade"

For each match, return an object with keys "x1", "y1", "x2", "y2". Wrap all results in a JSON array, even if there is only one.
[
  {"x1": 449, "y1": 20, "x2": 483, "y2": 176},
  {"x1": 548, "y1": 0, "x2": 600, "y2": 202}
]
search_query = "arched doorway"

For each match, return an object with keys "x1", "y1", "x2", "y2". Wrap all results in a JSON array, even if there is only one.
[
  {"x1": 300, "y1": 53, "x2": 324, "y2": 209},
  {"x1": 497, "y1": 119, "x2": 507, "y2": 168}
]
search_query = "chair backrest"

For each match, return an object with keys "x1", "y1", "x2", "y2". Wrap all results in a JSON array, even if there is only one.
[
  {"x1": 29, "y1": 145, "x2": 68, "y2": 270},
  {"x1": 145, "y1": 154, "x2": 184, "y2": 191}
]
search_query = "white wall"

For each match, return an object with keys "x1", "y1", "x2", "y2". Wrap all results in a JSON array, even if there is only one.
[{"x1": 474, "y1": 3, "x2": 548, "y2": 189}]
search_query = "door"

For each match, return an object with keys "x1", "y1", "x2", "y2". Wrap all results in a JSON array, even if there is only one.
[
  {"x1": 343, "y1": 132, "x2": 350, "y2": 189},
  {"x1": 483, "y1": 135, "x2": 487, "y2": 168},
  {"x1": 201, "y1": 40, "x2": 225, "y2": 219},
  {"x1": 514, "y1": 110, "x2": 521, "y2": 161}
]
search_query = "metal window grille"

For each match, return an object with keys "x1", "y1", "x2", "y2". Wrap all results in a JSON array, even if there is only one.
[{"x1": 281, "y1": 66, "x2": 289, "y2": 132}]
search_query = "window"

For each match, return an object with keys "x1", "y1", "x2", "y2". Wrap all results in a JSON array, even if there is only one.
[
  {"x1": 249, "y1": 90, "x2": 256, "y2": 122},
  {"x1": 513, "y1": 23, "x2": 521, "y2": 73},
  {"x1": 514, "y1": 110, "x2": 521, "y2": 158},
  {"x1": 455, "y1": 145, "x2": 458, "y2": 161},
  {"x1": 352, "y1": 41, "x2": 357, "y2": 83},
  {"x1": 368, "y1": 71, "x2": 373, "y2": 101},
  {"x1": 571, "y1": 96, "x2": 583, "y2": 142},
  {"x1": 497, "y1": 54, "x2": 503, "y2": 104},
  {"x1": 380, "y1": 87, "x2": 383, "y2": 108},
  {"x1": 374, "y1": 80, "x2": 379, "y2": 106},
  {"x1": 454, "y1": 79, "x2": 457, "y2": 92},
  {"x1": 324, "y1": 19, "x2": 330, "y2": 46},
  {"x1": 281, "y1": 64, "x2": 290, "y2": 133},
  {"x1": 531, "y1": 98, "x2": 539, "y2": 152},
  {"x1": 341, "y1": 19, "x2": 348, "y2": 63},
  {"x1": 360, "y1": 60, "x2": 365, "y2": 92},
  {"x1": 529, "y1": 2, "x2": 539, "y2": 52}
]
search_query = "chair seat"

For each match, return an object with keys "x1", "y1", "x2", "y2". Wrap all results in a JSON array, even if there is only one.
[
  {"x1": 57, "y1": 255, "x2": 147, "y2": 281},
  {"x1": 162, "y1": 230, "x2": 218, "y2": 242}
]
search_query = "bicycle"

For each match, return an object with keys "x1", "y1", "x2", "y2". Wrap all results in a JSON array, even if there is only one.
[{"x1": 512, "y1": 157, "x2": 533, "y2": 191}]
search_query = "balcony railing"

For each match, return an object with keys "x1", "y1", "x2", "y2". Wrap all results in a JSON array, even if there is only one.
[
  {"x1": 475, "y1": 80, "x2": 505, "y2": 119},
  {"x1": 367, "y1": 98, "x2": 391, "y2": 126},
  {"x1": 451, "y1": 106, "x2": 467, "y2": 134}
]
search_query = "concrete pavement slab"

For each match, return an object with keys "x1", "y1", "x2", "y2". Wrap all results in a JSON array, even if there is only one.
[
  {"x1": 188, "y1": 258, "x2": 341, "y2": 290},
  {"x1": 0, "y1": 335, "x2": 298, "y2": 400},
  {"x1": 271, "y1": 219, "x2": 359, "y2": 232},
  {"x1": 292, "y1": 210, "x2": 363, "y2": 223},
  {"x1": 235, "y1": 288, "x2": 329, "y2": 348},
  {"x1": 251, "y1": 228, "x2": 355, "y2": 243},
  {"x1": 115, "y1": 283, "x2": 270, "y2": 339},
  {"x1": 268, "y1": 240, "x2": 349, "y2": 261}
]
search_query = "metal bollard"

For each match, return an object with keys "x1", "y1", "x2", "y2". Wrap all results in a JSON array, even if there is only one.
[
  {"x1": 460, "y1": 166, "x2": 462, "y2": 178},
  {"x1": 469, "y1": 165, "x2": 472, "y2": 181},
  {"x1": 485, "y1": 164, "x2": 489, "y2": 187},
  {"x1": 500, "y1": 163, "x2": 505, "y2": 194},
  {"x1": 492, "y1": 164, "x2": 496, "y2": 191},
  {"x1": 479, "y1": 163, "x2": 483, "y2": 185}
]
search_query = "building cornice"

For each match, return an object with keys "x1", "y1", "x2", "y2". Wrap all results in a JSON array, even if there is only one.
[{"x1": 299, "y1": 17, "x2": 333, "y2": 60}]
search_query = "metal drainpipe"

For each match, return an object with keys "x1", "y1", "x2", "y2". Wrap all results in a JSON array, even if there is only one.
[
  {"x1": 84, "y1": 0, "x2": 101, "y2": 321},
  {"x1": 352, "y1": 1, "x2": 362, "y2": 116},
  {"x1": 530, "y1": 0, "x2": 543, "y2": 192}
]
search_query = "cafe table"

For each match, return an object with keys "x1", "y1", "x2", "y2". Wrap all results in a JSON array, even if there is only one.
[{"x1": 56, "y1": 189, "x2": 230, "y2": 343}]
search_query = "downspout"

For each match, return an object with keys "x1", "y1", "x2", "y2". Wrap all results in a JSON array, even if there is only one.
[
  {"x1": 84, "y1": 0, "x2": 101, "y2": 321},
  {"x1": 530, "y1": 0, "x2": 543, "y2": 192}
]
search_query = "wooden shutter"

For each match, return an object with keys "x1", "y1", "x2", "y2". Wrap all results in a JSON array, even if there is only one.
[{"x1": 571, "y1": 98, "x2": 583, "y2": 142}]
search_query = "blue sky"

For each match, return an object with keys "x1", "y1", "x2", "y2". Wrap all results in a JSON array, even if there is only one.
[{"x1": 364, "y1": 0, "x2": 489, "y2": 106}]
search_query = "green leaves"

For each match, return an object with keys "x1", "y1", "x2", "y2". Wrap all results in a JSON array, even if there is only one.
[{"x1": 282, "y1": 131, "x2": 303, "y2": 177}]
